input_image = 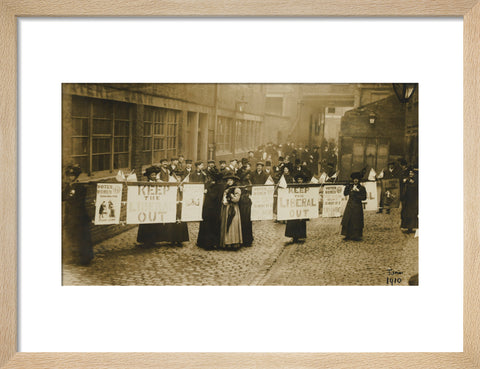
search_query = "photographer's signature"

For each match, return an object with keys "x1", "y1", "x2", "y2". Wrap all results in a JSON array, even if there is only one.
[{"x1": 386, "y1": 268, "x2": 403, "y2": 285}]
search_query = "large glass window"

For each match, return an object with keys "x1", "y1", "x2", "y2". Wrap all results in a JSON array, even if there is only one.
[
  {"x1": 143, "y1": 106, "x2": 179, "y2": 163},
  {"x1": 71, "y1": 96, "x2": 132, "y2": 174}
]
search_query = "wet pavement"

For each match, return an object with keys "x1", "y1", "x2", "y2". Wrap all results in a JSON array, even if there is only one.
[{"x1": 62, "y1": 208, "x2": 418, "y2": 286}]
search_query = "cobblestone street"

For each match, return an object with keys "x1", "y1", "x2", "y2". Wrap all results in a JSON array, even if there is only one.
[{"x1": 62, "y1": 208, "x2": 418, "y2": 286}]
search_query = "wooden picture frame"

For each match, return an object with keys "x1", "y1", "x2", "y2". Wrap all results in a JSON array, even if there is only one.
[{"x1": 1, "y1": 1, "x2": 478, "y2": 368}]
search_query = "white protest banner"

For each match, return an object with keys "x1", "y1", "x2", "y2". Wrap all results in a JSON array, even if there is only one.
[
  {"x1": 251, "y1": 185, "x2": 275, "y2": 221},
  {"x1": 94, "y1": 183, "x2": 123, "y2": 225},
  {"x1": 181, "y1": 183, "x2": 204, "y2": 222},
  {"x1": 362, "y1": 181, "x2": 378, "y2": 211},
  {"x1": 126, "y1": 184, "x2": 177, "y2": 224},
  {"x1": 322, "y1": 185, "x2": 347, "y2": 218},
  {"x1": 277, "y1": 186, "x2": 319, "y2": 220}
]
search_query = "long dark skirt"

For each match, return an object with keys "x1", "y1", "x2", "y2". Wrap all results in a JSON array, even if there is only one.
[
  {"x1": 285, "y1": 219, "x2": 307, "y2": 239},
  {"x1": 341, "y1": 201, "x2": 364, "y2": 239},
  {"x1": 62, "y1": 184, "x2": 94, "y2": 266},
  {"x1": 401, "y1": 200, "x2": 418, "y2": 229},
  {"x1": 63, "y1": 213, "x2": 94, "y2": 265},
  {"x1": 137, "y1": 222, "x2": 189, "y2": 244},
  {"x1": 239, "y1": 194, "x2": 253, "y2": 246},
  {"x1": 197, "y1": 184, "x2": 223, "y2": 249}
]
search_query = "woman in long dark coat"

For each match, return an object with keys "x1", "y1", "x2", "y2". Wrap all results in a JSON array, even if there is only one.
[
  {"x1": 197, "y1": 169, "x2": 224, "y2": 250},
  {"x1": 62, "y1": 164, "x2": 94, "y2": 265},
  {"x1": 285, "y1": 173, "x2": 308, "y2": 243},
  {"x1": 400, "y1": 168, "x2": 418, "y2": 233},
  {"x1": 239, "y1": 171, "x2": 254, "y2": 247},
  {"x1": 341, "y1": 172, "x2": 367, "y2": 241}
]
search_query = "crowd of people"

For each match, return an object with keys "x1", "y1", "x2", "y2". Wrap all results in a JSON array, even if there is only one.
[{"x1": 62, "y1": 141, "x2": 418, "y2": 264}]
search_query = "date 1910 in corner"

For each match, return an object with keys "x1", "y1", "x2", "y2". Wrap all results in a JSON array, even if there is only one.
[{"x1": 386, "y1": 268, "x2": 404, "y2": 285}]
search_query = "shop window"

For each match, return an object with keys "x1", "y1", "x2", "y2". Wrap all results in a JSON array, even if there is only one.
[
  {"x1": 70, "y1": 96, "x2": 132, "y2": 174},
  {"x1": 143, "y1": 106, "x2": 179, "y2": 163}
]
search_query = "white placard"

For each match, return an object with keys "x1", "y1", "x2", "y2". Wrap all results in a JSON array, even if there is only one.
[
  {"x1": 181, "y1": 184, "x2": 204, "y2": 222},
  {"x1": 277, "y1": 186, "x2": 319, "y2": 220},
  {"x1": 126, "y1": 184, "x2": 177, "y2": 224},
  {"x1": 362, "y1": 181, "x2": 378, "y2": 212},
  {"x1": 94, "y1": 183, "x2": 123, "y2": 225},
  {"x1": 322, "y1": 185, "x2": 348, "y2": 218},
  {"x1": 251, "y1": 185, "x2": 275, "y2": 221}
]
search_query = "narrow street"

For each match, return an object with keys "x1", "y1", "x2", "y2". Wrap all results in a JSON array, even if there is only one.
[{"x1": 63, "y1": 208, "x2": 418, "y2": 286}]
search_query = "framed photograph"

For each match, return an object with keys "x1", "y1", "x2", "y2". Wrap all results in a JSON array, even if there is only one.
[{"x1": 2, "y1": 1, "x2": 478, "y2": 368}]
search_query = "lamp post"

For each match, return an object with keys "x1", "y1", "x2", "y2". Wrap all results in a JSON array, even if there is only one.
[
  {"x1": 392, "y1": 83, "x2": 418, "y2": 167},
  {"x1": 392, "y1": 83, "x2": 417, "y2": 103}
]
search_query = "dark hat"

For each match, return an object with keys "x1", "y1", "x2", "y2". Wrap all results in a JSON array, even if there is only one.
[
  {"x1": 207, "y1": 160, "x2": 215, "y2": 164},
  {"x1": 294, "y1": 172, "x2": 307, "y2": 182},
  {"x1": 178, "y1": 154, "x2": 185, "y2": 158},
  {"x1": 65, "y1": 164, "x2": 82, "y2": 178},
  {"x1": 399, "y1": 158, "x2": 408, "y2": 166},
  {"x1": 350, "y1": 172, "x2": 363, "y2": 180},
  {"x1": 256, "y1": 161, "x2": 265, "y2": 166},
  {"x1": 327, "y1": 162, "x2": 334, "y2": 167},
  {"x1": 143, "y1": 166, "x2": 159, "y2": 177},
  {"x1": 219, "y1": 160, "x2": 226, "y2": 164},
  {"x1": 388, "y1": 161, "x2": 395, "y2": 166},
  {"x1": 223, "y1": 173, "x2": 240, "y2": 181},
  {"x1": 241, "y1": 157, "x2": 248, "y2": 164},
  {"x1": 208, "y1": 167, "x2": 223, "y2": 181},
  {"x1": 278, "y1": 156, "x2": 284, "y2": 161},
  {"x1": 170, "y1": 157, "x2": 178, "y2": 161},
  {"x1": 265, "y1": 161, "x2": 272, "y2": 166},
  {"x1": 195, "y1": 161, "x2": 203, "y2": 166},
  {"x1": 185, "y1": 159, "x2": 193, "y2": 164},
  {"x1": 160, "y1": 158, "x2": 168, "y2": 163}
]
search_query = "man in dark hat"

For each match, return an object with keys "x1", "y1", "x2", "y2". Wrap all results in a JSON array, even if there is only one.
[
  {"x1": 157, "y1": 158, "x2": 170, "y2": 182},
  {"x1": 341, "y1": 172, "x2": 367, "y2": 241},
  {"x1": 182, "y1": 159, "x2": 193, "y2": 181},
  {"x1": 251, "y1": 161, "x2": 268, "y2": 185},
  {"x1": 62, "y1": 164, "x2": 93, "y2": 265},
  {"x1": 169, "y1": 157, "x2": 180, "y2": 175},
  {"x1": 225, "y1": 159, "x2": 238, "y2": 175},
  {"x1": 190, "y1": 161, "x2": 207, "y2": 183},
  {"x1": 264, "y1": 160, "x2": 273, "y2": 178}
]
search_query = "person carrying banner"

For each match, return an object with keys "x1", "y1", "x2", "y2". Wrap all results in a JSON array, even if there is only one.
[
  {"x1": 400, "y1": 168, "x2": 418, "y2": 234},
  {"x1": 284, "y1": 173, "x2": 309, "y2": 243},
  {"x1": 341, "y1": 172, "x2": 367, "y2": 241},
  {"x1": 62, "y1": 164, "x2": 94, "y2": 266},
  {"x1": 377, "y1": 161, "x2": 399, "y2": 214},
  {"x1": 219, "y1": 174, "x2": 243, "y2": 250},
  {"x1": 137, "y1": 166, "x2": 189, "y2": 247}
]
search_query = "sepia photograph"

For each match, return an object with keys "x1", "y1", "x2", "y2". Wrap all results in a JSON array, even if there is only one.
[{"x1": 62, "y1": 83, "x2": 419, "y2": 286}]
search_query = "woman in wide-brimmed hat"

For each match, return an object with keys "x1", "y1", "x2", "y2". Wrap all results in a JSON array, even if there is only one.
[
  {"x1": 218, "y1": 172, "x2": 243, "y2": 250},
  {"x1": 341, "y1": 172, "x2": 367, "y2": 241},
  {"x1": 285, "y1": 173, "x2": 309, "y2": 243}
]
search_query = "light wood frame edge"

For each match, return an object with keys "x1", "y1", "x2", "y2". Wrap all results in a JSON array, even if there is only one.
[{"x1": 1, "y1": 1, "x2": 478, "y2": 368}]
